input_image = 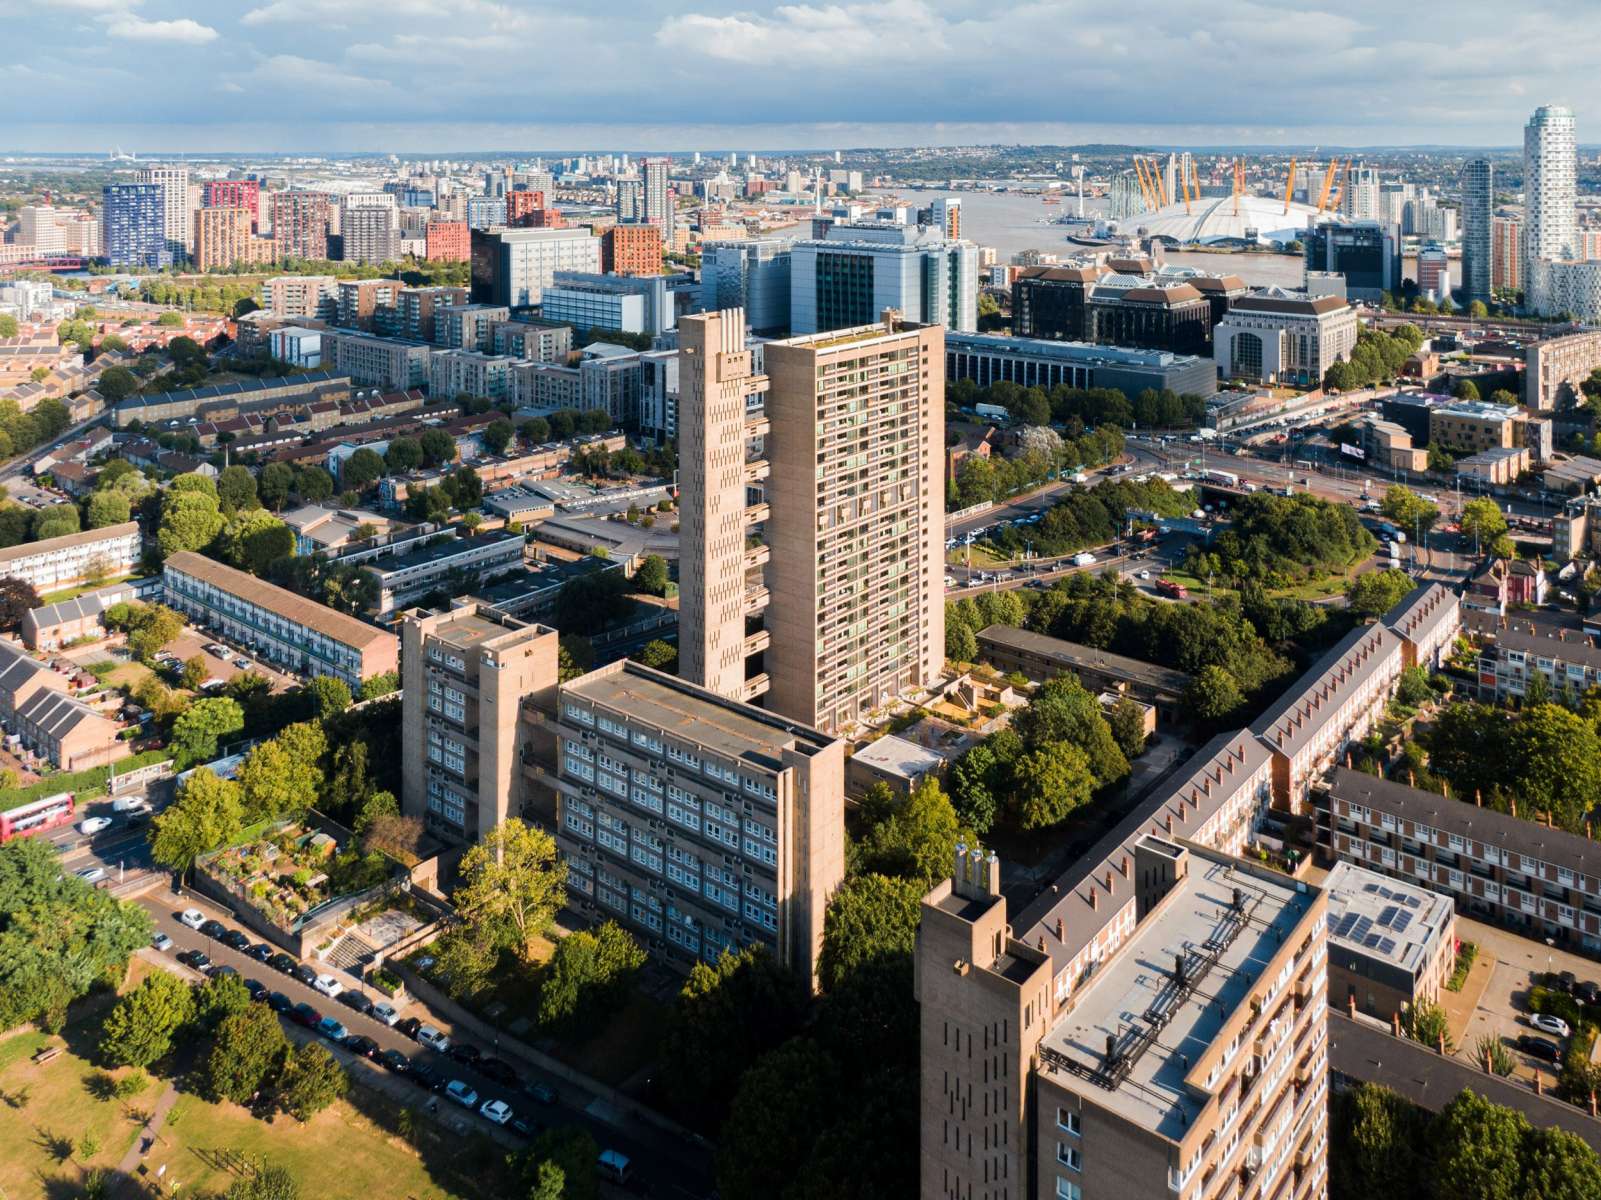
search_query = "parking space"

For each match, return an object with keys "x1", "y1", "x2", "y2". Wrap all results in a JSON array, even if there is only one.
[{"x1": 159, "y1": 629, "x2": 299, "y2": 694}]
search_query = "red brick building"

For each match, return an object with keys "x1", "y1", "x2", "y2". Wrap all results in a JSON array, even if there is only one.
[
  {"x1": 601, "y1": 222, "x2": 663, "y2": 276},
  {"x1": 425, "y1": 220, "x2": 470, "y2": 262},
  {"x1": 202, "y1": 180, "x2": 260, "y2": 230}
]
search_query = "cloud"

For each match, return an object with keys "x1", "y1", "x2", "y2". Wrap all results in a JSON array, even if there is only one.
[
  {"x1": 41, "y1": 0, "x2": 136, "y2": 9},
  {"x1": 101, "y1": 13, "x2": 219, "y2": 43},
  {"x1": 242, "y1": 0, "x2": 526, "y2": 29},
  {"x1": 658, "y1": 0, "x2": 952, "y2": 65}
]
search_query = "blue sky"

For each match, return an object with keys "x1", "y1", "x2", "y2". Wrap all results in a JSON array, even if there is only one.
[{"x1": 6, "y1": 0, "x2": 1600, "y2": 153}]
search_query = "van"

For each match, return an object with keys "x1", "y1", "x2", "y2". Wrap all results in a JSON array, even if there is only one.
[
  {"x1": 597, "y1": 1150, "x2": 632, "y2": 1183},
  {"x1": 112, "y1": 796, "x2": 148, "y2": 813}
]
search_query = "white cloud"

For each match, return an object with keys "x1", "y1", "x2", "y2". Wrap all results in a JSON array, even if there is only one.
[
  {"x1": 101, "y1": 13, "x2": 219, "y2": 43},
  {"x1": 242, "y1": 0, "x2": 527, "y2": 30},
  {"x1": 658, "y1": 0, "x2": 952, "y2": 65},
  {"x1": 41, "y1": 0, "x2": 138, "y2": 9},
  {"x1": 249, "y1": 54, "x2": 397, "y2": 97}
]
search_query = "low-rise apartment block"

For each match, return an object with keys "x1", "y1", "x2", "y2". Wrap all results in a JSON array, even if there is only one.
[
  {"x1": 918, "y1": 836, "x2": 1329, "y2": 1200},
  {"x1": 0, "y1": 642, "x2": 124, "y2": 771},
  {"x1": 1323, "y1": 766, "x2": 1601, "y2": 954},
  {"x1": 21, "y1": 581, "x2": 143, "y2": 651},
  {"x1": 1467, "y1": 610, "x2": 1601, "y2": 702},
  {"x1": 361, "y1": 529, "x2": 525, "y2": 613},
  {"x1": 540, "y1": 659, "x2": 846, "y2": 982},
  {"x1": 319, "y1": 331, "x2": 432, "y2": 390},
  {"x1": 162, "y1": 550, "x2": 398, "y2": 688},
  {"x1": 0, "y1": 522, "x2": 140, "y2": 593},
  {"x1": 400, "y1": 604, "x2": 558, "y2": 846},
  {"x1": 1322, "y1": 860, "x2": 1456, "y2": 1021},
  {"x1": 429, "y1": 348, "x2": 516, "y2": 402},
  {"x1": 975, "y1": 624, "x2": 1190, "y2": 726}
]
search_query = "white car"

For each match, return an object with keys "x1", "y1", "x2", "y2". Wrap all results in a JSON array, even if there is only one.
[
  {"x1": 78, "y1": 816, "x2": 112, "y2": 835},
  {"x1": 444, "y1": 1079, "x2": 478, "y2": 1108},
  {"x1": 179, "y1": 908, "x2": 206, "y2": 930},
  {"x1": 1531, "y1": 1013, "x2": 1571, "y2": 1038},
  {"x1": 75, "y1": 866, "x2": 106, "y2": 884},
  {"x1": 312, "y1": 973, "x2": 343, "y2": 999},
  {"x1": 151, "y1": 932, "x2": 173, "y2": 952},
  {"x1": 416, "y1": 1025, "x2": 451, "y2": 1053},
  {"x1": 479, "y1": 1099, "x2": 513, "y2": 1125},
  {"x1": 371, "y1": 1001, "x2": 400, "y2": 1027}
]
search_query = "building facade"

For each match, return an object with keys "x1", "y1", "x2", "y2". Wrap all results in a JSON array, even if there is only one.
[
  {"x1": 1303, "y1": 221, "x2": 1400, "y2": 301},
  {"x1": 1213, "y1": 290, "x2": 1358, "y2": 387},
  {"x1": 944, "y1": 331, "x2": 1218, "y2": 400},
  {"x1": 1524, "y1": 104, "x2": 1578, "y2": 315},
  {"x1": 269, "y1": 192, "x2": 332, "y2": 262},
  {"x1": 1460, "y1": 159, "x2": 1493, "y2": 306},
  {"x1": 1322, "y1": 860, "x2": 1457, "y2": 1022},
  {"x1": 425, "y1": 220, "x2": 471, "y2": 263},
  {"x1": 788, "y1": 224, "x2": 977, "y2": 335},
  {"x1": 135, "y1": 165, "x2": 192, "y2": 259},
  {"x1": 102, "y1": 183, "x2": 166, "y2": 269},
  {"x1": 201, "y1": 179, "x2": 260, "y2": 228},
  {"x1": 319, "y1": 331, "x2": 432, "y2": 390},
  {"x1": 699, "y1": 238, "x2": 793, "y2": 335},
  {"x1": 600, "y1": 223, "x2": 663, "y2": 276},
  {"x1": 428, "y1": 349, "x2": 516, "y2": 404},
  {"x1": 541, "y1": 271, "x2": 673, "y2": 336},
  {"x1": 0, "y1": 522, "x2": 140, "y2": 593},
  {"x1": 470, "y1": 227, "x2": 602, "y2": 308},
  {"x1": 1492, "y1": 216, "x2": 1522, "y2": 293}
]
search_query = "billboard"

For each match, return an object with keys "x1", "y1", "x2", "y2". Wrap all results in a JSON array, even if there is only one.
[{"x1": 1340, "y1": 443, "x2": 1366, "y2": 461}]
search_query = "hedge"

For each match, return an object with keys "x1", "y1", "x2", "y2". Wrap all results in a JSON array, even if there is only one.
[{"x1": 0, "y1": 748, "x2": 172, "y2": 809}]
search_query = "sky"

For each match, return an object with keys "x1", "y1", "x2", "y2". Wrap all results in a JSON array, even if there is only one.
[{"x1": 7, "y1": 0, "x2": 1601, "y2": 154}]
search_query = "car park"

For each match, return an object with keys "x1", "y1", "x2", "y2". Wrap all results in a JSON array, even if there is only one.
[
  {"x1": 290, "y1": 1003, "x2": 322, "y2": 1028},
  {"x1": 248, "y1": 943, "x2": 274, "y2": 963},
  {"x1": 396, "y1": 1017, "x2": 423, "y2": 1040},
  {"x1": 180, "y1": 949, "x2": 211, "y2": 971},
  {"x1": 78, "y1": 816, "x2": 112, "y2": 835},
  {"x1": 1531, "y1": 1013, "x2": 1571, "y2": 1038},
  {"x1": 371, "y1": 1001, "x2": 400, "y2": 1026},
  {"x1": 416, "y1": 1026, "x2": 451, "y2": 1053},
  {"x1": 221, "y1": 929, "x2": 251, "y2": 951},
  {"x1": 269, "y1": 953, "x2": 297, "y2": 974},
  {"x1": 344, "y1": 1034, "x2": 379, "y2": 1058},
  {"x1": 151, "y1": 933, "x2": 173, "y2": 952},
  {"x1": 292, "y1": 964, "x2": 318, "y2": 986},
  {"x1": 479, "y1": 1099, "x2": 513, "y2": 1125},
  {"x1": 75, "y1": 866, "x2": 106, "y2": 884},
  {"x1": 446, "y1": 1043, "x2": 481, "y2": 1065},
  {"x1": 316, "y1": 1016, "x2": 349, "y2": 1041},
  {"x1": 199, "y1": 919, "x2": 227, "y2": 940},
  {"x1": 312, "y1": 973, "x2": 343, "y2": 999},
  {"x1": 444, "y1": 1080, "x2": 478, "y2": 1108},
  {"x1": 338, "y1": 991, "x2": 373, "y2": 1016}
]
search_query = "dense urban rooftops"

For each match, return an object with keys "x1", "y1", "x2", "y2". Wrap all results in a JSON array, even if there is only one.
[{"x1": 163, "y1": 550, "x2": 393, "y2": 650}]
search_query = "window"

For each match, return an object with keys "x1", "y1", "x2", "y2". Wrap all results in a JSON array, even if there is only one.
[
  {"x1": 1056, "y1": 1145, "x2": 1081, "y2": 1171},
  {"x1": 1056, "y1": 1179, "x2": 1081, "y2": 1200},
  {"x1": 1057, "y1": 1109, "x2": 1080, "y2": 1136}
]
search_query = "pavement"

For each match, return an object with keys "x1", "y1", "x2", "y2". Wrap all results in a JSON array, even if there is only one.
[{"x1": 135, "y1": 886, "x2": 714, "y2": 1200}]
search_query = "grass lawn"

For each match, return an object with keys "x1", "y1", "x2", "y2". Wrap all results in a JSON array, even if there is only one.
[
  {"x1": 39, "y1": 573, "x2": 144, "y2": 607},
  {"x1": 947, "y1": 544, "x2": 1008, "y2": 568}
]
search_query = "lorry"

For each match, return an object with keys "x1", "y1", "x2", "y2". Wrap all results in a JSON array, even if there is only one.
[
  {"x1": 1155, "y1": 578, "x2": 1189, "y2": 600},
  {"x1": 1072, "y1": 552, "x2": 1097, "y2": 567}
]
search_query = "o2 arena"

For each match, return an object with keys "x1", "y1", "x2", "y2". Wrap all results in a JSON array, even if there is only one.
[{"x1": 1110, "y1": 192, "x2": 1338, "y2": 247}]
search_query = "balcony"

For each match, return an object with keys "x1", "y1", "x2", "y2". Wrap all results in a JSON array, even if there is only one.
[
  {"x1": 743, "y1": 586, "x2": 771, "y2": 616},
  {"x1": 742, "y1": 629, "x2": 772, "y2": 657},
  {"x1": 740, "y1": 673, "x2": 770, "y2": 702},
  {"x1": 742, "y1": 502, "x2": 770, "y2": 527},
  {"x1": 743, "y1": 543, "x2": 771, "y2": 572},
  {"x1": 744, "y1": 414, "x2": 771, "y2": 439},
  {"x1": 743, "y1": 459, "x2": 770, "y2": 485}
]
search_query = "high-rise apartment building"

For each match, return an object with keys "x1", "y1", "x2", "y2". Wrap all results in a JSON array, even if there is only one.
[
  {"x1": 400, "y1": 604, "x2": 559, "y2": 846},
  {"x1": 136, "y1": 165, "x2": 192, "y2": 259},
  {"x1": 270, "y1": 192, "x2": 332, "y2": 261},
  {"x1": 1492, "y1": 215, "x2": 1522, "y2": 292},
  {"x1": 1341, "y1": 165, "x2": 1382, "y2": 220},
  {"x1": 679, "y1": 308, "x2": 945, "y2": 732},
  {"x1": 1417, "y1": 244, "x2": 1451, "y2": 301},
  {"x1": 425, "y1": 220, "x2": 470, "y2": 263},
  {"x1": 202, "y1": 180, "x2": 260, "y2": 230},
  {"x1": 102, "y1": 183, "x2": 167, "y2": 269},
  {"x1": 1460, "y1": 159, "x2": 1493, "y2": 306},
  {"x1": 642, "y1": 158, "x2": 674, "y2": 242},
  {"x1": 615, "y1": 177, "x2": 644, "y2": 223},
  {"x1": 192, "y1": 207, "x2": 274, "y2": 272},
  {"x1": 1303, "y1": 220, "x2": 1400, "y2": 302},
  {"x1": 699, "y1": 239, "x2": 793, "y2": 335},
  {"x1": 929, "y1": 196, "x2": 961, "y2": 238},
  {"x1": 600, "y1": 223, "x2": 663, "y2": 276},
  {"x1": 263, "y1": 274, "x2": 338, "y2": 320},
  {"x1": 397, "y1": 285, "x2": 469, "y2": 341},
  {"x1": 469, "y1": 227, "x2": 602, "y2": 307},
  {"x1": 1524, "y1": 104, "x2": 1578, "y2": 315},
  {"x1": 18, "y1": 206, "x2": 67, "y2": 253},
  {"x1": 789, "y1": 223, "x2": 977, "y2": 335},
  {"x1": 917, "y1": 838, "x2": 1329, "y2": 1200},
  {"x1": 340, "y1": 194, "x2": 400, "y2": 265}
]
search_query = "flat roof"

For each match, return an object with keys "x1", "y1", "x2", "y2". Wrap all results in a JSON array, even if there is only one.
[
  {"x1": 944, "y1": 330, "x2": 1203, "y2": 371},
  {"x1": 977, "y1": 624, "x2": 1191, "y2": 694},
  {"x1": 366, "y1": 530, "x2": 523, "y2": 576},
  {"x1": 851, "y1": 733, "x2": 944, "y2": 780},
  {"x1": 1324, "y1": 860, "x2": 1453, "y2": 975},
  {"x1": 1039, "y1": 847, "x2": 1317, "y2": 1140},
  {"x1": 565, "y1": 662, "x2": 836, "y2": 770},
  {"x1": 1326, "y1": 765, "x2": 1601, "y2": 881},
  {"x1": 425, "y1": 607, "x2": 543, "y2": 652},
  {"x1": 163, "y1": 550, "x2": 394, "y2": 652}
]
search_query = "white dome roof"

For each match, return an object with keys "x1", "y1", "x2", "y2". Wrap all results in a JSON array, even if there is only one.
[{"x1": 1116, "y1": 194, "x2": 1337, "y2": 246}]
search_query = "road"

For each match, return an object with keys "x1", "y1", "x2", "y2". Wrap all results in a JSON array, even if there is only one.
[{"x1": 138, "y1": 888, "x2": 715, "y2": 1199}]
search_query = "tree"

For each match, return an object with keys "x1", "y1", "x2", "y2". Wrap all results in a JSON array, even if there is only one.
[
  {"x1": 1401, "y1": 998, "x2": 1454, "y2": 1052},
  {"x1": 632, "y1": 553, "x2": 669, "y2": 596},
  {"x1": 481, "y1": 418, "x2": 514, "y2": 456},
  {"x1": 817, "y1": 873, "x2": 922, "y2": 994},
  {"x1": 1108, "y1": 696, "x2": 1148, "y2": 760},
  {"x1": 258, "y1": 462, "x2": 296, "y2": 511},
  {"x1": 305, "y1": 674, "x2": 351, "y2": 719},
  {"x1": 33, "y1": 506, "x2": 81, "y2": 541},
  {"x1": 442, "y1": 465, "x2": 482, "y2": 509},
  {"x1": 632, "y1": 639, "x2": 677, "y2": 672},
  {"x1": 384, "y1": 437, "x2": 422, "y2": 474},
  {"x1": 206, "y1": 1002, "x2": 289, "y2": 1103},
  {"x1": 170, "y1": 697, "x2": 245, "y2": 766},
  {"x1": 221, "y1": 509, "x2": 296, "y2": 576},
  {"x1": 340, "y1": 448, "x2": 385, "y2": 492},
  {"x1": 225, "y1": 1165, "x2": 301, "y2": 1200},
  {"x1": 947, "y1": 741, "x2": 1005, "y2": 834},
  {"x1": 1452, "y1": 378, "x2": 1481, "y2": 401},
  {"x1": 1011, "y1": 674, "x2": 1128, "y2": 785},
  {"x1": 854, "y1": 777, "x2": 964, "y2": 888},
  {"x1": 455, "y1": 818, "x2": 567, "y2": 961},
  {"x1": 1507, "y1": 703, "x2": 1601, "y2": 831},
  {"x1": 0, "y1": 314, "x2": 15, "y2": 337},
  {"x1": 85, "y1": 490, "x2": 132, "y2": 530},
  {"x1": 294, "y1": 465, "x2": 334, "y2": 503},
  {"x1": 180, "y1": 654, "x2": 208, "y2": 690},
  {"x1": 1010, "y1": 740, "x2": 1095, "y2": 829},
  {"x1": 1347, "y1": 568, "x2": 1416, "y2": 618},
  {"x1": 1330, "y1": 1083, "x2": 1427, "y2": 1199},
  {"x1": 194, "y1": 970, "x2": 253, "y2": 1030},
  {"x1": 1396, "y1": 665, "x2": 1433, "y2": 708},
  {"x1": 520, "y1": 417, "x2": 550, "y2": 444},
  {"x1": 98, "y1": 971, "x2": 195, "y2": 1067},
  {"x1": 661, "y1": 946, "x2": 809, "y2": 1130},
  {"x1": 1460, "y1": 496, "x2": 1509, "y2": 551},
  {"x1": 945, "y1": 621, "x2": 978, "y2": 662},
  {"x1": 1380, "y1": 484, "x2": 1440, "y2": 534},
  {"x1": 1187, "y1": 664, "x2": 1244, "y2": 722},
  {"x1": 0, "y1": 577, "x2": 40, "y2": 631},
  {"x1": 124, "y1": 603, "x2": 184, "y2": 662},
  {"x1": 217, "y1": 465, "x2": 259, "y2": 513},
  {"x1": 419, "y1": 427, "x2": 457, "y2": 467},
  {"x1": 512, "y1": 1128, "x2": 598, "y2": 1200},
  {"x1": 96, "y1": 366, "x2": 138, "y2": 402},
  {"x1": 1520, "y1": 1127, "x2": 1601, "y2": 1200},
  {"x1": 237, "y1": 724, "x2": 326, "y2": 822},
  {"x1": 538, "y1": 920, "x2": 646, "y2": 1035},
  {"x1": 359, "y1": 670, "x2": 399, "y2": 701},
  {"x1": 151, "y1": 768, "x2": 245, "y2": 874},
  {"x1": 276, "y1": 1041, "x2": 346, "y2": 1121},
  {"x1": 158, "y1": 489, "x2": 225, "y2": 557},
  {"x1": 716, "y1": 1038, "x2": 840, "y2": 1200},
  {"x1": 1432, "y1": 1089, "x2": 1528, "y2": 1200}
]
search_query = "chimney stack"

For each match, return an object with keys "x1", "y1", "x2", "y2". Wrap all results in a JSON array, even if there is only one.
[{"x1": 1056, "y1": 917, "x2": 1065, "y2": 941}]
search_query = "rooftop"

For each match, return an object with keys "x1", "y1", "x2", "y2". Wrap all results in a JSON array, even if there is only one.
[
  {"x1": 564, "y1": 661, "x2": 837, "y2": 770},
  {"x1": 1323, "y1": 860, "x2": 1454, "y2": 975},
  {"x1": 1039, "y1": 845, "x2": 1317, "y2": 1140},
  {"x1": 163, "y1": 551, "x2": 395, "y2": 652},
  {"x1": 851, "y1": 733, "x2": 945, "y2": 782},
  {"x1": 1250, "y1": 623, "x2": 1400, "y2": 760},
  {"x1": 27, "y1": 582, "x2": 139, "y2": 630},
  {"x1": 365, "y1": 530, "x2": 524, "y2": 576},
  {"x1": 425, "y1": 605, "x2": 544, "y2": 652},
  {"x1": 1380, "y1": 583, "x2": 1459, "y2": 650},
  {"x1": 943, "y1": 330, "x2": 1202, "y2": 370},
  {"x1": 0, "y1": 521, "x2": 138, "y2": 566},
  {"x1": 976, "y1": 624, "x2": 1191, "y2": 694},
  {"x1": 114, "y1": 370, "x2": 346, "y2": 411}
]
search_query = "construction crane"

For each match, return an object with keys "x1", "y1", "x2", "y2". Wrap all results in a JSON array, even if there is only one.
[
  {"x1": 1315, "y1": 160, "x2": 1339, "y2": 213},
  {"x1": 1282, "y1": 156, "x2": 1297, "y2": 215},
  {"x1": 1329, "y1": 159, "x2": 1351, "y2": 213}
]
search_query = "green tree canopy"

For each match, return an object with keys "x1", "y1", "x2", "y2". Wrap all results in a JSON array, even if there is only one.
[
  {"x1": 1010, "y1": 740, "x2": 1095, "y2": 829},
  {"x1": 538, "y1": 919, "x2": 646, "y2": 1035},
  {"x1": 206, "y1": 1002, "x2": 290, "y2": 1103},
  {"x1": 217, "y1": 464, "x2": 259, "y2": 513},
  {"x1": 817, "y1": 873, "x2": 922, "y2": 994},
  {"x1": 455, "y1": 817, "x2": 567, "y2": 960},
  {"x1": 98, "y1": 970, "x2": 196, "y2": 1067},
  {"x1": 853, "y1": 776, "x2": 965, "y2": 888},
  {"x1": 170, "y1": 696, "x2": 245, "y2": 767},
  {"x1": 1346, "y1": 568, "x2": 1416, "y2": 617},
  {"x1": 151, "y1": 767, "x2": 245, "y2": 873},
  {"x1": 275, "y1": 1041, "x2": 347, "y2": 1121}
]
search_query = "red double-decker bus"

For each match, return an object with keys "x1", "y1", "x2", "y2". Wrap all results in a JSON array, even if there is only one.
[{"x1": 0, "y1": 793, "x2": 75, "y2": 843}]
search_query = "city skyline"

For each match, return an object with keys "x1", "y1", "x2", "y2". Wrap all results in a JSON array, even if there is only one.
[{"x1": 11, "y1": 0, "x2": 1601, "y2": 152}]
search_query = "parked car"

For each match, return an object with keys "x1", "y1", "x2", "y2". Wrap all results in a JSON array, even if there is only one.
[
  {"x1": 410, "y1": 1064, "x2": 444, "y2": 1092},
  {"x1": 75, "y1": 866, "x2": 106, "y2": 884},
  {"x1": 292, "y1": 964, "x2": 318, "y2": 987},
  {"x1": 268, "y1": 953, "x2": 297, "y2": 974},
  {"x1": 289, "y1": 1002, "x2": 322, "y2": 1028},
  {"x1": 248, "y1": 943, "x2": 274, "y2": 963},
  {"x1": 444, "y1": 1080, "x2": 478, "y2": 1108},
  {"x1": 312, "y1": 973, "x2": 343, "y2": 999},
  {"x1": 266, "y1": 991, "x2": 292, "y2": 1013},
  {"x1": 371, "y1": 1001, "x2": 400, "y2": 1026},
  {"x1": 396, "y1": 1017, "x2": 423, "y2": 1040},
  {"x1": 179, "y1": 908, "x2": 206, "y2": 930},
  {"x1": 151, "y1": 932, "x2": 173, "y2": 952},
  {"x1": 207, "y1": 964, "x2": 239, "y2": 981},
  {"x1": 377, "y1": 1049, "x2": 410, "y2": 1074},
  {"x1": 179, "y1": 949, "x2": 211, "y2": 971},
  {"x1": 1558, "y1": 970, "x2": 1579, "y2": 995},
  {"x1": 338, "y1": 991, "x2": 373, "y2": 1016},
  {"x1": 524, "y1": 1080, "x2": 556, "y2": 1105},
  {"x1": 316, "y1": 1016, "x2": 349, "y2": 1042},
  {"x1": 479, "y1": 1099, "x2": 514, "y2": 1125},
  {"x1": 597, "y1": 1150, "x2": 633, "y2": 1185},
  {"x1": 416, "y1": 1026, "x2": 451, "y2": 1053},
  {"x1": 478, "y1": 1057, "x2": 518, "y2": 1087},
  {"x1": 1531, "y1": 1013, "x2": 1571, "y2": 1038},
  {"x1": 446, "y1": 1043, "x2": 481, "y2": 1065},
  {"x1": 508, "y1": 1117, "x2": 538, "y2": 1140},
  {"x1": 343, "y1": 1034, "x2": 379, "y2": 1058},
  {"x1": 1518, "y1": 1034, "x2": 1562, "y2": 1063},
  {"x1": 199, "y1": 919, "x2": 227, "y2": 940},
  {"x1": 78, "y1": 816, "x2": 112, "y2": 835},
  {"x1": 1579, "y1": 980, "x2": 1601, "y2": 1007},
  {"x1": 243, "y1": 978, "x2": 267, "y2": 1001},
  {"x1": 221, "y1": 929, "x2": 251, "y2": 951}
]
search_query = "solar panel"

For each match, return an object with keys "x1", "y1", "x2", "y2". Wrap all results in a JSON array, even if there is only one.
[
  {"x1": 1351, "y1": 916, "x2": 1374, "y2": 943},
  {"x1": 1378, "y1": 905, "x2": 1399, "y2": 928},
  {"x1": 1390, "y1": 911, "x2": 1412, "y2": 933},
  {"x1": 1378, "y1": 937, "x2": 1397, "y2": 955},
  {"x1": 1364, "y1": 931, "x2": 1385, "y2": 949}
]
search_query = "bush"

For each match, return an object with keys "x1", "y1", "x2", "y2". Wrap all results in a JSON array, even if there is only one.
[{"x1": 1445, "y1": 942, "x2": 1477, "y2": 992}]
